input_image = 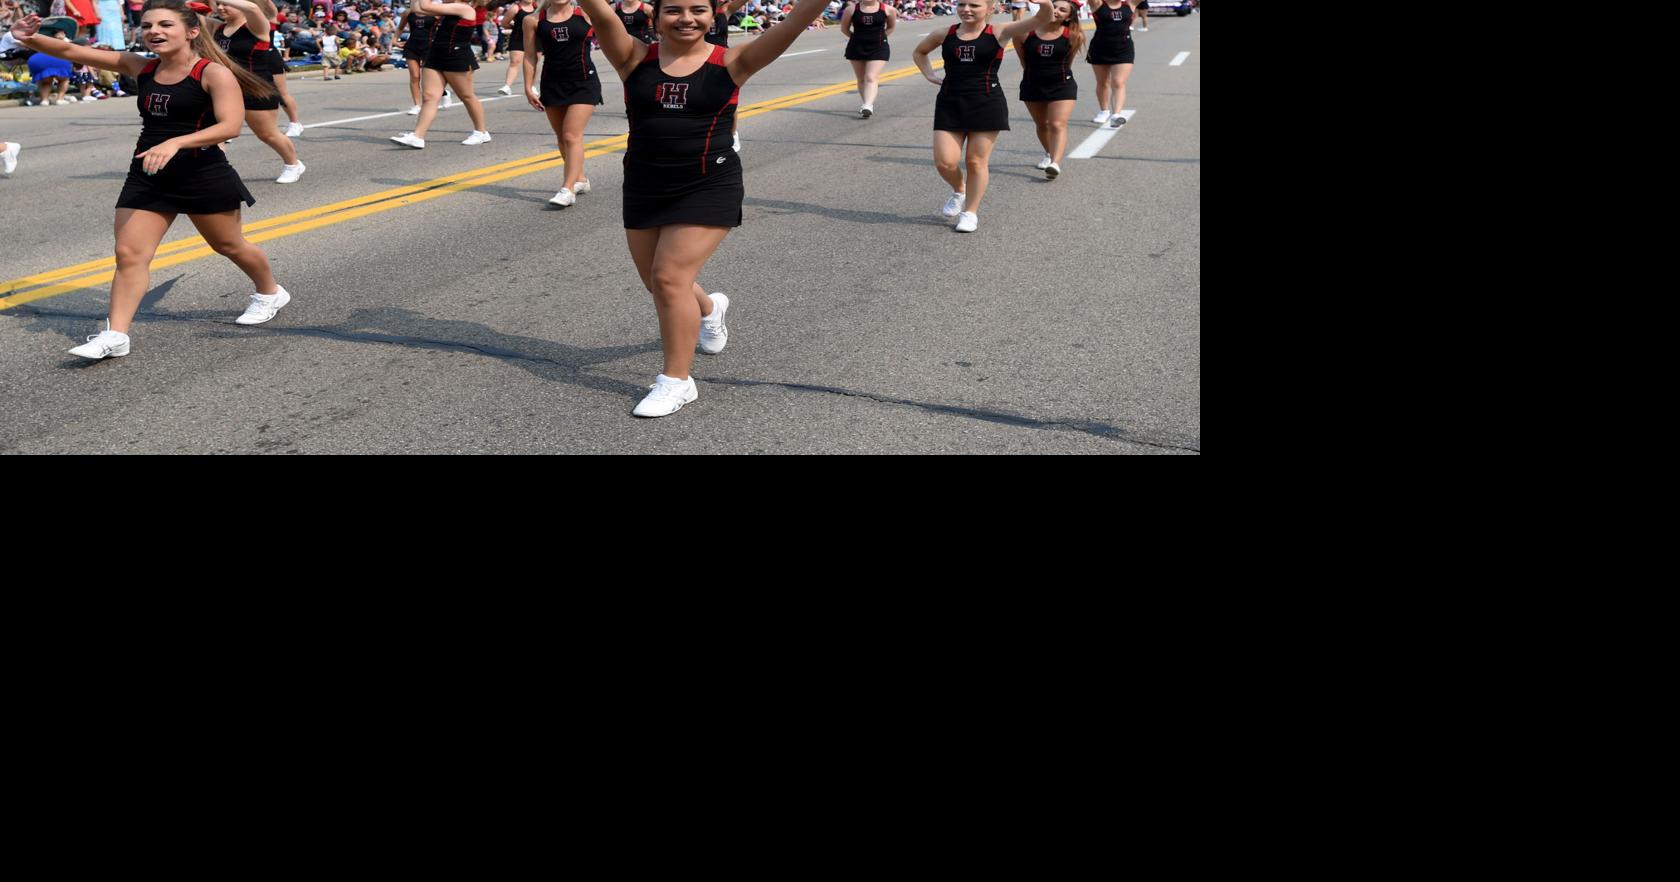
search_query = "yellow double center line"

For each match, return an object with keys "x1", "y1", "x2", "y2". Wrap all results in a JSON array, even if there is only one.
[{"x1": 2, "y1": 24, "x2": 1089, "y2": 311}]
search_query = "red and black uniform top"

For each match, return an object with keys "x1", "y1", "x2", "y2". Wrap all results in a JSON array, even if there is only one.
[
  {"x1": 704, "y1": 0, "x2": 730, "y2": 47},
  {"x1": 941, "y1": 24, "x2": 1005, "y2": 95},
  {"x1": 850, "y1": 3, "x2": 888, "y2": 53},
  {"x1": 133, "y1": 58, "x2": 231, "y2": 169},
  {"x1": 616, "y1": 1, "x2": 653, "y2": 43},
  {"x1": 624, "y1": 42, "x2": 740, "y2": 179},
  {"x1": 536, "y1": 10, "x2": 598, "y2": 83},
  {"x1": 1092, "y1": 1, "x2": 1133, "y2": 46},
  {"x1": 216, "y1": 24, "x2": 278, "y2": 76},
  {"x1": 431, "y1": 6, "x2": 486, "y2": 51},
  {"x1": 1019, "y1": 27, "x2": 1073, "y2": 87}
]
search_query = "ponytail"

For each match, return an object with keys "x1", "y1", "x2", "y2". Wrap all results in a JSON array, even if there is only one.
[
  {"x1": 1063, "y1": 2, "x2": 1084, "y2": 58},
  {"x1": 144, "y1": 0, "x2": 278, "y2": 99}
]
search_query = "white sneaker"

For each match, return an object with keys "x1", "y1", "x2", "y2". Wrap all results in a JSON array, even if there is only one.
[
  {"x1": 549, "y1": 187, "x2": 576, "y2": 207},
  {"x1": 391, "y1": 132, "x2": 426, "y2": 148},
  {"x1": 955, "y1": 211, "x2": 978, "y2": 232},
  {"x1": 440, "y1": 92, "x2": 458, "y2": 108},
  {"x1": 1109, "y1": 112, "x2": 1126, "y2": 128},
  {"x1": 1, "y1": 142, "x2": 18, "y2": 175},
  {"x1": 1045, "y1": 162, "x2": 1060, "y2": 179},
  {"x1": 462, "y1": 130, "x2": 493, "y2": 145},
  {"x1": 732, "y1": 130, "x2": 741, "y2": 152},
  {"x1": 284, "y1": 122, "x2": 304, "y2": 137},
  {"x1": 68, "y1": 325, "x2": 131, "y2": 360},
  {"x1": 235, "y1": 285, "x2": 292, "y2": 325},
  {"x1": 497, "y1": 84, "x2": 513, "y2": 96},
  {"x1": 1138, "y1": 26, "x2": 1147, "y2": 31},
  {"x1": 632, "y1": 374, "x2": 698, "y2": 417},
  {"x1": 573, "y1": 178, "x2": 591, "y2": 194},
  {"x1": 860, "y1": 104, "x2": 873, "y2": 118},
  {"x1": 1036, "y1": 153, "x2": 1053, "y2": 170},
  {"x1": 276, "y1": 162, "x2": 306, "y2": 184},
  {"x1": 1093, "y1": 109, "x2": 1111, "y2": 124},
  {"x1": 406, "y1": 104, "x2": 422, "y2": 115},
  {"x1": 941, "y1": 191, "x2": 965, "y2": 218},
  {"x1": 699, "y1": 293, "x2": 729, "y2": 354}
]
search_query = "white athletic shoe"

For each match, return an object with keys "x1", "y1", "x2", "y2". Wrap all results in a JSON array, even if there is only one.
[
  {"x1": 1109, "y1": 112, "x2": 1126, "y2": 128},
  {"x1": 1138, "y1": 26, "x2": 1148, "y2": 32},
  {"x1": 284, "y1": 122, "x2": 304, "y2": 137},
  {"x1": 276, "y1": 162, "x2": 306, "y2": 184},
  {"x1": 941, "y1": 191, "x2": 965, "y2": 218},
  {"x1": 391, "y1": 132, "x2": 426, "y2": 148},
  {"x1": 573, "y1": 178, "x2": 591, "y2": 194},
  {"x1": 1093, "y1": 110, "x2": 1111, "y2": 124},
  {"x1": 1045, "y1": 162, "x2": 1061, "y2": 180},
  {"x1": 68, "y1": 325, "x2": 131, "y2": 360},
  {"x1": 462, "y1": 130, "x2": 493, "y2": 145},
  {"x1": 549, "y1": 187, "x2": 576, "y2": 207},
  {"x1": 406, "y1": 104, "x2": 422, "y2": 115},
  {"x1": 440, "y1": 92, "x2": 458, "y2": 109},
  {"x1": 632, "y1": 374, "x2": 698, "y2": 418},
  {"x1": 699, "y1": 293, "x2": 729, "y2": 354},
  {"x1": 1, "y1": 142, "x2": 18, "y2": 175},
  {"x1": 732, "y1": 130, "x2": 741, "y2": 152},
  {"x1": 860, "y1": 104, "x2": 873, "y2": 119},
  {"x1": 497, "y1": 84, "x2": 513, "y2": 96},
  {"x1": 235, "y1": 285, "x2": 292, "y2": 325},
  {"x1": 955, "y1": 211, "x2": 978, "y2": 233},
  {"x1": 1036, "y1": 153, "x2": 1053, "y2": 170}
]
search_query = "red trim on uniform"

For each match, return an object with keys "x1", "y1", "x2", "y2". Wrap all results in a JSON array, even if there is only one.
[
  {"x1": 706, "y1": 44, "x2": 726, "y2": 66},
  {"x1": 647, "y1": 42, "x2": 660, "y2": 62},
  {"x1": 140, "y1": 60, "x2": 160, "y2": 76},
  {"x1": 190, "y1": 58, "x2": 211, "y2": 81},
  {"x1": 948, "y1": 24, "x2": 958, "y2": 36},
  {"x1": 701, "y1": 98, "x2": 730, "y2": 176}
]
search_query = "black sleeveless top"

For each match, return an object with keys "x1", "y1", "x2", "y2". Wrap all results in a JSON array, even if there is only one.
[
  {"x1": 705, "y1": 0, "x2": 729, "y2": 47},
  {"x1": 431, "y1": 11, "x2": 480, "y2": 50},
  {"x1": 1020, "y1": 28, "x2": 1072, "y2": 86},
  {"x1": 940, "y1": 25, "x2": 1004, "y2": 96},
  {"x1": 616, "y1": 2, "x2": 653, "y2": 43},
  {"x1": 849, "y1": 3, "x2": 888, "y2": 51},
  {"x1": 216, "y1": 25, "x2": 277, "y2": 76},
  {"x1": 509, "y1": 5, "x2": 533, "y2": 40},
  {"x1": 406, "y1": 12, "x2": 435, "y2": 48},
  {"x1": 624, "y1": 43, "x2": 740, "y2": 179},
  {"x1": 1092, "y1": 2, "x2": 1133, "y2": 46},
  {"x1": 134, "y1": 58, "x2": 229, "y2": 163},
  {"x1": 536, "y1": 11, "x2": 597, "y2": 83}
]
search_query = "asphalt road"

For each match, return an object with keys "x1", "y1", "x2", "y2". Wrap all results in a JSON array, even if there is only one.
[{"x1": 0, "y1": 12, "x2": 1200, "y2": 454}]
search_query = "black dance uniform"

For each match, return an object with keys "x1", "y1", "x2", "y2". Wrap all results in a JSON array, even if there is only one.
[
  {"x1": 508, "y1": 4, "x2": 533, "y2": 52},
  {"x1": 933, "y1": 25, "x2": 1008, "y2": 132},
  {"x1": 536, "y1": 11, "x2": 602, "y2": 106},
  {"x1": 705, "y1": 1, "x2": 729, "y2": 47},
  {"x1": 117, "y1": 59, "x2": 256, "y2": 215},
  {"x1": 844, "y1": 2, "x2": 891, "y2": 62},
  {"x1": 1087, "y1": 2, "x2": 1134, "y2": 65},
  {"x1": 622, "y1": 43, "x2": 742, "y2": 229},
  {"x1": 267, "y1": 46, "x2": 287, "y2": 76},
  {"x1": 1018, "y1": 27, "x2": 1076, "y2": 102},
  {"x1": 215, "y1": 25, "x2": 282, "y2": 110},
  {"x1": 616, "y1": 2, "x2": 654, "y2": 44},
  {"x1": 404, "y1": 13, "x2": 435, "y2": 61},
  {"x1": 426, "y1": 10, "x2": 483, "y2": 72}
]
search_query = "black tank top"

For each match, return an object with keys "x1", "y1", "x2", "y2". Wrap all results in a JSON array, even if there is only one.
[
  {"x1": 536, "y1": 10, "x2": 597, "y2": 83},
  {"x1": 216, "y1": 25, "x2": 276, "y2": 76},
  {"x1": 431, "y1": 11, "x2": 480, "y2": 50},
  {"x1": 940, "y1": 25, "x2": 1004, "y2": 96},
  {"x1": 1092, "y1": 2, "x2": 1133, "y2": 45},
  {"x1": 624, "y1": 43, "x2": 739, "y2": 178},
  {"x1": 705, "y1": 1, "x2": 729, "y2": 47},
  {"x1": 849, "y1": 2, "x2": 887, "y2": 51},
  {"x1": 406, "y1": 13, "x2": 435, "y2": 46},
  {"x1": 616, "y1": 2, "x2": 653, "y2": 43},
  {"x1": 1020, "y1": 28, "x2": 1072, "y2": 85},
  {"x1": 133, "y1": 58, "x2": 229, "y2": 163},
  {"x1": 510, "y1": 5, "x2": 533, "y2": 39}
]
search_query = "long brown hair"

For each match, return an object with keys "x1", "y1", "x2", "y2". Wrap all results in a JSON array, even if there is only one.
[
  {"x1": 144, "y1": 0, "x2": 278, "y2": 99},
  {"x1": 1060, "y1": 1, "x2": 1084, "y2": 58}
]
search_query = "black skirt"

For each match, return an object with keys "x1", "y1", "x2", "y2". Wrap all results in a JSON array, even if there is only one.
[
  {"x1": 426, "y1": 42, "x2": 479, "y2": 72},
  {"x1": 244, "y1": 92, "x2": 281, "y2": 112},
  {"x1": 622, "y1": 159, "x2": 743, "y2": 229},
  {"x1": 541, "y1": 77, "x2": 603, "y2": 107},
  {"x1": 934, "y1": 89, "x2": 1009, "y2": 132},
  {"x1": 1020, "y1": 75, "x2": 1077, "y2": 102},
  {"x1": 845, "y1": 39, "x2": 890, "y2": 62},
  {"x1": 405, "y1": 37, "x2": 432, "y2": 62},
  {"x1": 1087, "y1": 41, "x2": 1135, "y2": 65},
  {"x1": 116, "y1": 153, "x2": 256, "y2": 215}
]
